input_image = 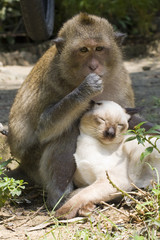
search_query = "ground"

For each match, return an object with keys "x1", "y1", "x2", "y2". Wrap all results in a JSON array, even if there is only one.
[{"x1": 0, "y1": 54, "x2": 160, "y2": 239}]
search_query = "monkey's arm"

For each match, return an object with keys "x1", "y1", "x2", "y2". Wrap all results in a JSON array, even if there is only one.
[{"x1": 36, "y1": 74, "x2": 103, "y2": 142}]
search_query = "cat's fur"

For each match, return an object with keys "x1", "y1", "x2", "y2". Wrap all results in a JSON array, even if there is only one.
[{"x1": 55, "y1": 101, "x2": 160, "y2": 219}]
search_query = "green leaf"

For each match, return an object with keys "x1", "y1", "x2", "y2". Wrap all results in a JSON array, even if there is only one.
[
  {"x1": 134, "y1": 236, "x2": 145, "y2": 240},
  {"x1": 145, "y1": 211, "x2": 155, "y2": 215},
  {"x1": 152, "y1": 188, "x2": 160, "y2": 196},
  {"x1": 134, "y1": 121, "x2": 147, "y2": 129},
  {"x1": 140, "y1": 147, "x2": 153, "y2": 161},
  {"x1": 137, "y1": 136, "x2": 145, "y2": 145},
  {"x1": 146, "y1": 130, "x2": 160, "y2": 135},
  {"x1": 125, "y1": 136, "x2": 137, "y2": 142},
  {"x1": 0, "y1": 158, "x2": 12, "y2": 169},
  {"x1": 147, "y1": 125, "x2": 160, "y2": 131},
  {"x1": 136, "y1": 204, "x2": 142, "y2": 210},
  {"x1": 148, "y1": 135, "x2": 160, "y2": 140},
  {"x1": 125, "y1": 129, "x2": 135, "y2": 135}
]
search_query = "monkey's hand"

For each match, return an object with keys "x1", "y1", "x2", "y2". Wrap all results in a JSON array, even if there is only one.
[{"x1": 81, "y1": 73, "x2": 103, "y2": 96}]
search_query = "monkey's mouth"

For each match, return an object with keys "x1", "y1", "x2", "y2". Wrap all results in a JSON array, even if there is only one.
[
  {"x1": 94, "y1": 71, "x2": 105, "y2": 78},
  {"x1": 97, "y1": 74, "x2": 104, "y2": 78}
]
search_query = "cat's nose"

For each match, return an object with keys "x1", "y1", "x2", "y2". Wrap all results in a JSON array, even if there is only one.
[{"x1": 103, "y1": 127, "x2": 115, "y2": 138}]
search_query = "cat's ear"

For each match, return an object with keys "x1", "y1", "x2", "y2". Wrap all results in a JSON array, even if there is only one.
[
  {"x1": 89, "y1": 100, "x2": 103, "y2": 109},
  {"x1": 125, "y1": 107, "x2": 141, "y2": 116},
  {"x1": 87, "y1": 100, "x2": 96, "y2": 110},
  {"x1": 89, "y1": 100, "x2": 96, "y2": 107}
]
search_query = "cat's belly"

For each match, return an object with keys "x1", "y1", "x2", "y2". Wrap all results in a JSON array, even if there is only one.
[
  {"x1": 73, "y1": 152, "x2": 122, "y2": 187},
  {"x1": 73, "y1": 160, "x2": 104, "y2": 187}
]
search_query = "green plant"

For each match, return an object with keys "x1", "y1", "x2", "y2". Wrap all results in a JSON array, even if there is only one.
[
  {"x1": 0, "y1": 157, "x2": 27, "y2": 207},
  {"x1": 120, "y1": 123, "x2": 160, "y2": 238},
  {"x1": 0, "y1": 0, "x2": 21, "y2": 46},
  {"x1": 152, "y1": 97, "x2": 160, "y2": 108},
  {"x1": 0, "y1": 0, "x2": 21, "y2": 31},
  {"x1": 60, "y1": 0, "x2": 160, "y2": 36},
  {"x1": 126, "y1": 122, "x2": 160, "y2": 161}
]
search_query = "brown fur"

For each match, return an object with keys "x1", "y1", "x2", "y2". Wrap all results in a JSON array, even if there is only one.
[{"x1": 7, "y1": 13, "x2": 134, "y2": 208}]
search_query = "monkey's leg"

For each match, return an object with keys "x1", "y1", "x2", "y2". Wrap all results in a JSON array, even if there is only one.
[
  {"x1": 39, "y1": 126, "x2": 79, "y2": 208},
  {"x1": 55, "y1": 175, "x2": 131, "y2": 219}
]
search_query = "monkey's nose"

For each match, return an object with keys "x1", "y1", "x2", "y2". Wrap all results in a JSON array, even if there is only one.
[
  {"x1": 88, "y1": 58, "x2": 99, "y2": 71},
  {"x1": 89, "y1": 64, "x2": 98, "y2": 71},
  {"x1": 103, "y1": 127, "x2": 115, "y2": 139}
]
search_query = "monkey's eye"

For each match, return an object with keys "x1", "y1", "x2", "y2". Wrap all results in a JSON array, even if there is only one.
[
  {"x1": 80, "y1": 47, "x2": 88, "y2": 53},
  {"x1": 96, "y1": 46, "x2": 104, "y2": 51}
]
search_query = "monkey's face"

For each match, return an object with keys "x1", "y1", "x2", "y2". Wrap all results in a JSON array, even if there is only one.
[
  {"x1": 71, "y1": 39, "x2": 111, "y2": 77},
  {"x1": 59, "y1": 38, "x2": 116, "y2": 86},
  {"x1": 56, "y1": 14, "x2": 123, "y2": 86},
  {"x1": 80, "y1": 101, "x2": 130, "y2": 145}
]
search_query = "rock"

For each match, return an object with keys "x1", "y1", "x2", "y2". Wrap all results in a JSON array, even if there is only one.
[{"x1": 142, "y1": 66, "x2": 151, "y2": 71}]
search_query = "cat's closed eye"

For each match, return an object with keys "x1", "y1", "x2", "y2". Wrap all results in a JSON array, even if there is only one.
[
  {"x1": 94, "y1": 116, "x2": 105, "y2": 124},
  {"x1": 118, "y1": 123, "x2": 125, "y2": 131},
  {"x1": 99, "y1": 117, "x2": 105, "y2": 122}
]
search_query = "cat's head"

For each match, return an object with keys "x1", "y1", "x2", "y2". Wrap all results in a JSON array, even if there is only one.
[{"x1": 80, "y1": 101, "x2": 137, "y2": 144}]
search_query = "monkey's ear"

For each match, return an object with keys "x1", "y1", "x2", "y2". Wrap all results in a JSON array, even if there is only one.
[
  {"x1": 125, "y1": 107, "x2": 141, "y2": 116},
  {"x1": 53, "y1": 37, "x2": 65, "y2": 53},
  {"x1": 114, "y1": 32, "x2": 127, "y2": 45}
]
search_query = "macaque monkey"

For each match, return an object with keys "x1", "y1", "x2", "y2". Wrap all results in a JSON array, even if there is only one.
[
  {"x1": 8, "y1": 13, "x2": 137, "y2": 208},
  {"x1": 55, "y1": 101, "x2": 160, "y2": 219}
]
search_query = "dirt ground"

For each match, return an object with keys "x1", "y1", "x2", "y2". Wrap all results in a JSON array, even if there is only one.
[{"x1": 0, "y1": 54, "x2": 160, "y2": 239}]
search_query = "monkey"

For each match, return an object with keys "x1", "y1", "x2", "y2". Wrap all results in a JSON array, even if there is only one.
[
  {"x1": 7, "y1": 13, "x2": 149, "y2": 208},
  {"x1": 55, "y1": 101, "x2": 160, "y2": 219}
]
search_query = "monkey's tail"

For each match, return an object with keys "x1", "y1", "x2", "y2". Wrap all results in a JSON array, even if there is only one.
[{"x1": 0, "y1": 123, "x2": 8, "y2": 136}]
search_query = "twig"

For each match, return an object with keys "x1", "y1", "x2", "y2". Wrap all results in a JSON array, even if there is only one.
[
  {"x1": 106, "y1": 171, "x2": 149, "y2": 212},
  {"x1": 100, "y1": 201, "x2": 129, "y2": 218},
  {"x1": 16, "y1": 205, "x2": 45, "y2": 227},
  {"x1": 131, "y1": 182, "x2": 147, "y2": 196},
  {"x1": 127, "y1": 191, "x2": 145, "y2": 196},
  {"x1": 0, "y1": 215, "x2": 16, "y2": 224}
]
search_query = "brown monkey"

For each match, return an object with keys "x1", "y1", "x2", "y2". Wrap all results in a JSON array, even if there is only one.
[{"x1": 7, "y1": 13, "x2": 136, "y2": 208}]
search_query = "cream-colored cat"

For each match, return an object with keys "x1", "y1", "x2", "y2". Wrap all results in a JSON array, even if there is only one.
[{"x1": 55, "y1": 101, "x2": 160, "y2": 219}]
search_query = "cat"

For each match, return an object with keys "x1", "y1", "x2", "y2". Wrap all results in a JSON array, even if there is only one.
[{"x1": 55, "y1": 100, "x2": 160, "y2": 219}]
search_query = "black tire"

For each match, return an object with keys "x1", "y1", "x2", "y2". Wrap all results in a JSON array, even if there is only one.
[{"x1": 20, "y1": 0, "x2": 54, "y2": 41}]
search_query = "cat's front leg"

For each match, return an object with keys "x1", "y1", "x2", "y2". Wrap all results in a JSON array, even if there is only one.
[{"x1": 55, "y1": 177, "x2": 123, "y2": 219}]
